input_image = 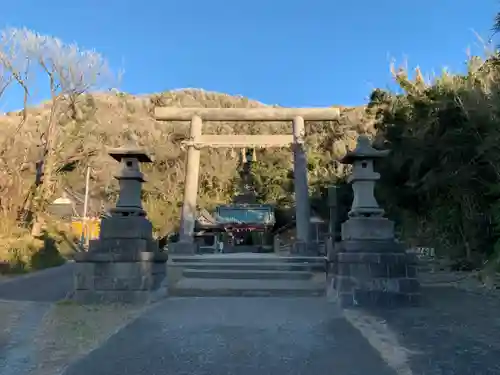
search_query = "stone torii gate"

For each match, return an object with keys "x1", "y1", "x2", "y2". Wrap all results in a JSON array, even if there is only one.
[{"x1": 154, "y1": 107, "x2": 340, "y2": 254}]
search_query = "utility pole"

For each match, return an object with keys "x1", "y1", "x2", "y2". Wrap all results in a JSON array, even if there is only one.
[{"x1": 79, "y1": 165, "x2": 91, "y2": 250}]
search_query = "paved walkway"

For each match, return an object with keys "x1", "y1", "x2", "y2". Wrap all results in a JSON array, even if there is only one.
[
  {"x1": 0, "y1": 264, "x2": 75, "y2": 374},
  {"x1": 62, "y1": 298, "x2": 396, "y2": 375},
  {"x1": 369, "y1": 287, "x2": 500, "y2": 375},
  {"x1": 1, "y1": 265, "x2": 500, "y2": 374},
  {"x1": 0, "y1": 263, "x2": 74, "y2": 302}
]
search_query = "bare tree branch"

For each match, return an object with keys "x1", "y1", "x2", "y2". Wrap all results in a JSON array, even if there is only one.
[{"x1": 0, "y1": 27, "x2": 115, "y2": 231}]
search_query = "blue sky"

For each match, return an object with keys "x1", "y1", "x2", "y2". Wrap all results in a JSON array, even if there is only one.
[{"x1": 0, "y1": 0, "x2": 497, "y2": 111}]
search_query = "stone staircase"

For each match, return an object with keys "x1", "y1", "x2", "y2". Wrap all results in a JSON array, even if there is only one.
[{"x1": 167, "y1": 253, "x2": 327, "y2": 297}]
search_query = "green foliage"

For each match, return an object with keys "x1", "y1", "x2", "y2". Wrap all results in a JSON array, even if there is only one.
[
  {"x1": 251, "y1": 152, "x2": 294, "y2": 206},
  {"x1": 370, "y1": 56, "x2": 500, "y2": 266}
]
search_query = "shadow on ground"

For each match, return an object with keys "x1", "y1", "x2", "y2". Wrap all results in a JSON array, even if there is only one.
[{"x1": 366, "y1": 286, "x2": 500, "y2": 375}]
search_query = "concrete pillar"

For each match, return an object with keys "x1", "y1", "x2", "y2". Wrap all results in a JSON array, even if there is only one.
[
  {"x1": 273, "y1": 235, "x2": 280, "y2": 253},
  {"x1": 179, "y1": 115, "x2": 202, "y2": 243},
  {"x1": 326, "y1": 185, "x2": 338, "y2": 262},
  {"x1": 292, "y1": 116, "x2": 310, "y2": 243}
]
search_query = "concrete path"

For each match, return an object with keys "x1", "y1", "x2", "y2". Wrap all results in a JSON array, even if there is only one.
[
  {"x1": 0, "y1": 301, "x2": 52, "y2": 375},
  {"x1": 366, "y1": 287, "x2": 500, "y2": 375},
  {"x1": 0, "y1": 264, "x2": 76, "y2": 374},
  {"x1": 0, "y1": 263, "x2": 75, "y2": 302},
  {"x1": 2, "y1": 263, "x2": 500, "y2": 375},
  {"x1": 62, "y1": 298, "x2": 396, "y2": 375}
]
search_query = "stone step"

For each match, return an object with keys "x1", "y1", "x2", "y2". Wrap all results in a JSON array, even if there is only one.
[
  {"x1": 169, "y1": 278, "x2": 326, "y2": 297},
  {"x1": 221, "y1": 245, "x2": 262, "y2": 253},
  {"x1": 171, "y1": 262, "x2": 325, "y2": 272},
  {"x1": 170, "y1": 254, "x2": 326, "y2": 265},
  {"x1": 182, "y1": 268, "x2": 314, "y2": 280}
]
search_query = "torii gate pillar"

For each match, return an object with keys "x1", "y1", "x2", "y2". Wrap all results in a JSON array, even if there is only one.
[
  {"x1": 179, "y1": 115, "x2": 202, "y2": 244},
  {"x1": 291, "y1": 116, "x2": 311, "y2": 249}
]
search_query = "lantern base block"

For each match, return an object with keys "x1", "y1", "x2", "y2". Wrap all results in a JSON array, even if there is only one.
[
  {"x1": 341, "y1": 216, "x2": 395, "y2": 241},
  {"x1": 98, "y1": 215, "x2": 155, "y2": 241},
  {"x1": 72, "y1": 251, "x2": 168, "y2": 305}
]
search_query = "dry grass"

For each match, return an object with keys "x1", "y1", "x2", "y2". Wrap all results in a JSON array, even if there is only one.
[
  {"x1": 0, "y1": 89, "x2": 364, "y2": 237},
  {"x1": 0, "y1": 222, "x2": 73, "y2": 273},
  {"x1": 0, "y1": 88, "x2": 367, "y2": 272},
  {"x1": 30, "y1": 301, "x2": 148, "y2": 375}
]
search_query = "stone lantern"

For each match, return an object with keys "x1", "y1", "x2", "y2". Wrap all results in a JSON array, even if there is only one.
[
  {"x1": 109, "y1": 148, "x2": 151, "y2": 217},
  {"x1": 338, "y1": 135, "x2": 394, "y2": 243},
  {"x1": 97, "y1": 148, "x2": 157, "y2": 250},
  {"x1": 341, "y1": 135, "x2": 389, "y2": 218},
  {"x1": 72, "y1": 146, "x2": 168, "y2": 304},
  {"x1": 327, "y1": 135, "x2": 420, "y2": 308}
]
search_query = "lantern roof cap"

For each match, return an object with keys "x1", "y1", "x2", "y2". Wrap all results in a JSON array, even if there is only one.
[
  {"x1": 340, "y1": 134, "x2": 389, "y2": 164},
  {"x1": 107, "y1": 145, "x2": 153, "y2": 163}
]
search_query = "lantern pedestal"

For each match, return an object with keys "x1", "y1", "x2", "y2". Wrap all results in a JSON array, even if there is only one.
[{"x1": 328, "y1": 136, "x2": 420, "y2": 308}]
